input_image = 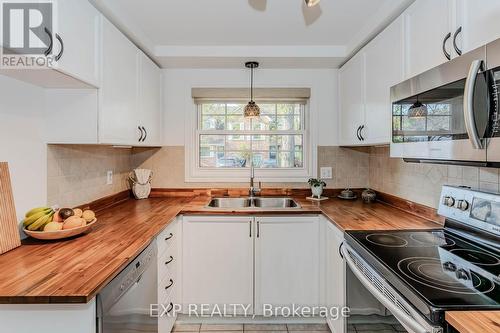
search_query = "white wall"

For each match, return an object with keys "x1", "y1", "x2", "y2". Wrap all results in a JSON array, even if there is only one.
[
  {"x1": 162, "y1": 68, "x2": 338, "y2": 146},
  {"x1": 0, "y1": 76, "x2": 47, "y2": 221}
]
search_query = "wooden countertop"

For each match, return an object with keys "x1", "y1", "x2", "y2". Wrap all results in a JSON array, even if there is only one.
[
  {"x1": 446, "y1": 311, "x2": 500, "y2": 333},
  {"x1": 0, "y1": 194, "x2": 441, "y2": 304}
]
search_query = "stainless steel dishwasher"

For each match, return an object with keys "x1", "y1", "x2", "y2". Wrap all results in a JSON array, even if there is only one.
[{"x1": 96, "y1": 242, "x2": 157, "y2": 333}]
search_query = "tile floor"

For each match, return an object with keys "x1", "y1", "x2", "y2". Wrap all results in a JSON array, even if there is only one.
[{"x1": 173, "y1": 323, "x2": 331, "y2": 333}]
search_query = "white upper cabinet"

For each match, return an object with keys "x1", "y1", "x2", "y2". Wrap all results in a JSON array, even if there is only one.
[
  {"x1": 364, "y1": 16, "x2": 404, "y2": 145},
  {"x1": 99, "y1": 18, "x2": 139, "y2": 145},
  {"x1": 0, "y1": 0, "x2": 100, "y2": 88},
  {"x1": 137, "y1": 51, "x2": 162, "y2": 146},
  {"x1": 339, "y1": 52, "x2": 365, "y2": 146},
  {"x1": 46, "y1": 16, "x2": 162, "y2": 146},
  {"x1": 456, "y1": 0, "x2": 500, "y2": 54},
  {"x1": 51, "y1": 0, "x2": 101, "y2": 87},
  {"x1": 404, "y1": 0, "x2": 453, "y2": 79},
  {"x1": 339, "y1": 17, "x2": 403, "y2": 146}
]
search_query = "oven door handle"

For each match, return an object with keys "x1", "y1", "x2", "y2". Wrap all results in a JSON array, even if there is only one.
[
  {"x1": 342, "y1": 246, "x2": 431, "y2": 333},
  {"x1": 463, "y1": 59, "x2": 485, "y2": 149}
]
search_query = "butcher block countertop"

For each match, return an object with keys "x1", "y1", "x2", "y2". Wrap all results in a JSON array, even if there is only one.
[
  {"x1": 0, "y1": 193, "x2": 442, "y2": 304},
  {"x1": 446, "y1": 311, "x2": 500, "y2": 333}
]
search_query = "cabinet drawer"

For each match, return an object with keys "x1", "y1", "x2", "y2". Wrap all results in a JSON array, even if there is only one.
[
  {"x1": 158, "y1": 244, "x2": 178, "y2": 284},
  {"x1": 158, "y1": 288, "x2": 178, "y2": 333},
  {"x1": 157, "y1": 221, "x2": 179, "y2": 255}
]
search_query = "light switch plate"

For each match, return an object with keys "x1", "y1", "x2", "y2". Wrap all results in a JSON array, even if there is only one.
[
  {"x1": 320, "y1": 167, "x2": 332, "y2": 179},
  {"x1": 106, "y1": 170, "x2": 113, "y2": 185}
]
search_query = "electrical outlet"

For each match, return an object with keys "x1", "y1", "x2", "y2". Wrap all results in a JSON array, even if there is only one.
[
  {"x1": 320, "y1": 167, "x2": 333, "y2": 179},
  {"x1": 106, "y1": 170, "x2": 113, "y2": 185}
]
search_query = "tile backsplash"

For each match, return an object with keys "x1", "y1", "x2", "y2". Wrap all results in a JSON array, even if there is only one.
[
  {"x1": 131, "y1": 146, "x2": 370, "y2": 189},
  {"x1": 46, "y1": 144, "x2": 499, "y2": 210},
  {"x1": 47, "y1": 145, "x2": 133, "y2": 208},
  {"x1": 369, "y1": 146, "x2": 500, "y2": 208}
]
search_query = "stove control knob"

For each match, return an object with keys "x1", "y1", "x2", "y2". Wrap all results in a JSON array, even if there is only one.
[
  {"x1": 443, "y1": 261, "x2": 457, "y2": 272},
  {"x1": 457, "y1": 200, "x2": 470, "y2": 211},
  {"x1": 456, "y1": 269, "x2": 470, "y2": 281},
  {"x1": 442, "y1": 196, "x2": 455, "y2": 207}
]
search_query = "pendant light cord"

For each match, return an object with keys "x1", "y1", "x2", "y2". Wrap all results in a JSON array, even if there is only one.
[{"x1": 250, "y1": 66, "x2": 254, "y2": 101}]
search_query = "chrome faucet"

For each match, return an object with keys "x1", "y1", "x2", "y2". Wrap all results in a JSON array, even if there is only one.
[{"x1": 249, "y1": 162, "x2": 261, "y2": 198}]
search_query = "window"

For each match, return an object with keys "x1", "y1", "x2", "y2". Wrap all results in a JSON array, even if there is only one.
[{"x1": 198, "y1": 102, "x2": 305, "y2": 169}]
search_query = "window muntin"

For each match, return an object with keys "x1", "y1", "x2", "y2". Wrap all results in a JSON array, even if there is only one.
[{"x1": 197, "y1": 102, "x2": 305, "y2": 169}]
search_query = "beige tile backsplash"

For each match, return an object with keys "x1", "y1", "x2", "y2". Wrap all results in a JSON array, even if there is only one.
[
  {"x1": 369, "y1": 146, "x2": 500, "y2": 208},
  {"x1": 131, "y1": 146, "x2": 370, "y2": 189},
  {"x1": 47, "y1": 145, "x2": 133, "y2": 208},
  {"x1": 46, "y1": 144, "x2": 500, "y2": 210}
]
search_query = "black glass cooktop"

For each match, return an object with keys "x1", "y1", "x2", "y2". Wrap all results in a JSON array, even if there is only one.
[{"x1": 346, "y1": 229, "x2": 500, "y2": 309}]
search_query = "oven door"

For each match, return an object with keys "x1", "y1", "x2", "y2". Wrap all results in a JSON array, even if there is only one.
[
  {"x1": 390, "y1": 45, "x2": 490, "y2": 165},
  {"x1": 343, "y1": 244, "x2": 443, "y2": 333}
]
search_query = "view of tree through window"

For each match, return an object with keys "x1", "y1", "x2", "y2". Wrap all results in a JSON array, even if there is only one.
[{"x1": 198, "y1": 102, "x2": 305, "y2": 169}]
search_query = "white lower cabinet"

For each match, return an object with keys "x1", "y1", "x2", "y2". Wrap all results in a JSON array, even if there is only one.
[
  {"x1": 324, "y1": 216, "x2": 346, "y2": 333},
  {"x1": 182, "y1": 216, "x2": 254, "y2": 315},
  {"x1": 157, "y1": 217, "x2": 181, "y2": 333},
  {"x1": 254, "y1": 216, "x2": 320, "y2": 315}
]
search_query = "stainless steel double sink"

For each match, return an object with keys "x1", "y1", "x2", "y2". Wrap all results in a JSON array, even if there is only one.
[{"x1": 207, "y1": 197, "x2": 301, "y2": 209}]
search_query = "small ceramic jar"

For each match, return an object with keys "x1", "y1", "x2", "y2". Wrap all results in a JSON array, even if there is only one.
[{"x1": 362, "y1": 188, "x2": 377, "y2": 203}]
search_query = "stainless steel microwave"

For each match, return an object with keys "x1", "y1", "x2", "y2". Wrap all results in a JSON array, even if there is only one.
[{"x1": 390, "y1": 38, "x2": 500, "y2": 167}]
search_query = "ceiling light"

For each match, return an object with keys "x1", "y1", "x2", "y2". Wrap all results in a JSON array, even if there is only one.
[
  {"x1": 408, "y1": 100, "x2": 428, "y2": 118},
  {"x1": 304, "y1": 0, "x2": 320, "y2": 7},
  {"x1": 244, "y1": 61, "x2": 260, "y2": 119}
]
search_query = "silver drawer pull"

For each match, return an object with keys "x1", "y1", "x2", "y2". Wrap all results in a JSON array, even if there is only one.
[
  {"x1": 165, "y1": 233, "x2": 173, "y2": 241},
  {"x1": 165, "y1": 279, "x2": 174, "y2": 290},
  {"x1": 165, "y1": 256, "x2": 174, "y2": 265}
]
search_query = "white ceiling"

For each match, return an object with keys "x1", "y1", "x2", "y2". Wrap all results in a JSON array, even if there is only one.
[{"x1": 92, "y1": 0, "x2": 414, "y2": 68}]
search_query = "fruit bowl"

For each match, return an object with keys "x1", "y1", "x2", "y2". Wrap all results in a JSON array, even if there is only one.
[{"x1": 24, "y1": 219, "x2": 97, "y2": 240}]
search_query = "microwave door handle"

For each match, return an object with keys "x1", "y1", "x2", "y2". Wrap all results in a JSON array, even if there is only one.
[
  {"x1": 342, "y1": 247, "x2": 430, "y2": 333},
  {"x1": 464, "y1": 60, "x2": 485, "y2": 149}
]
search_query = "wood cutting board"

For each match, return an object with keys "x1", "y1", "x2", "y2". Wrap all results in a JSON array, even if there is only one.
[{"x1": 0, "y1": 162, "x2": 20, "y2": 254}]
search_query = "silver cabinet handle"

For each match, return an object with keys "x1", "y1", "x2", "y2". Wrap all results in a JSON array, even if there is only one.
[
  {"x1": 257, "y1": 220, "x2": 260, "y2": 238},
  {"x1": 359, "y1": 125, "x2": 365, "y2": 141},
  {"x1": 141, "y1": 126, "x2": 147, "y2": 142},
  {"x1": 356, "y1": 126, "x2": 361, "y2": 141},
  {"x1": 464, "y1": 60, "x2": 485, "y2": 149},
  {"x1": 44, "y1": 27, "x2": 53, "y2": 56},
  {"x1": 442, "y1": 32, "x2": 451, "y2": 60},
  {"x1": 249, "y1": 220, "x2": 252, "y2": 238},
  {"x1": 453, "y1": 26, "x2": 462, "y2": 56}
]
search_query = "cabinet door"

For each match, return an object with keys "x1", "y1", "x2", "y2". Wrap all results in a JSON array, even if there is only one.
[
  {"x1": 458, "y1": 0, "x2": 500, "y2": 54},
  {"x1": 182, "y1": 216, "x2": 254, "y2": 314},
  {"x1": 339, "y1": 52, "x2": 365, "y2": 146},
  {"x1": 404, "y1": 0, "x2": 453, "y2": 78},
  {"x1": 255, "y1": 216, "x2": 320, "y2": 315},
  {"x1": 325, "y1": 218, "x2": 345, "y2": 333},
  {"x1": 53, "y1": 0, "x2": 100, "y2": 87},
  {"x1": 364, "y1": 16, "x2": 404, "y2": 145},
  {"x1": 99, "y1": 18, "x2": 139, "y2": 145},
  {"x1": 138, "y1": 51, "x2": 162, "y2": 146}
]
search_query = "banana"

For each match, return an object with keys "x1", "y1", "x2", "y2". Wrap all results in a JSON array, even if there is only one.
[
  {"x1": 25, "y1": 207, "x2": 51, "y2": 218},
  {"x1": 23, "y1": 210, "x2": 52, "y2": 227},
  {"x1": 27, "y1": 213, "x2": 54, "y2": 231}
]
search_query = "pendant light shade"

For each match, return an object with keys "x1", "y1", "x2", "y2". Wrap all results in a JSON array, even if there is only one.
[
  {"x1": 244, "y1": 61, "x2": 260, "y2": 119},
  {"x1": 408, "y1": 100, "x2": 428, "y2": 118},
  {"x1": 304, "y1": 0, "x2": 321, "y2": 7}
]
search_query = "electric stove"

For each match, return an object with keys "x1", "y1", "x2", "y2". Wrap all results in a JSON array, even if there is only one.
[{"x1": 343, "y1": 186, "x2": 500, "y2": 332}]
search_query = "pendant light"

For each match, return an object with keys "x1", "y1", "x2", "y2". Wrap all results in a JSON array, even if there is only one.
[
  {"x1": 304, "y1": 0, "x2": 320, "y2": 7},
  {"x1": 244, "y1": 61, "x2": 260, "y2": 118},
  {"x1": 408, "y1": 98, "x2": 428, "y2": 118}
]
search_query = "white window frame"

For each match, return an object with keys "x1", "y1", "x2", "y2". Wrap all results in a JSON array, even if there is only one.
[{"x1": 185, "y1": 99, "x2": 314, "y2": 183}]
